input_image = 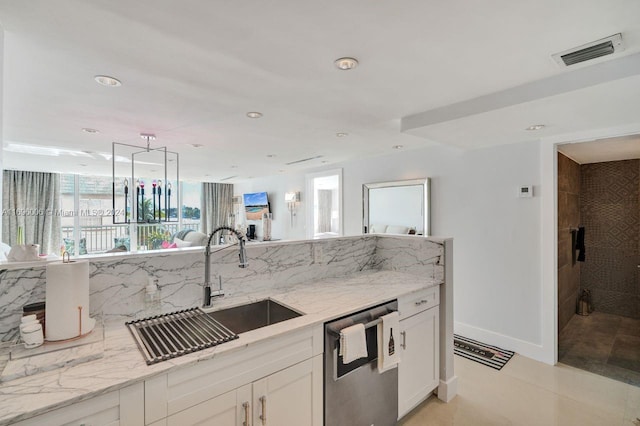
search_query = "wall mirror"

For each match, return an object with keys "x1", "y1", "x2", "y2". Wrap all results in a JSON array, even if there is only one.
[{"x1": 362, "y1": 178, "x2": 431, "y2": 236}]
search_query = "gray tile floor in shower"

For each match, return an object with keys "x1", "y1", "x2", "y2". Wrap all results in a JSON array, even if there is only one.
[{"x1": 559, "y1": 311, "x2": 640, "y2": 387}]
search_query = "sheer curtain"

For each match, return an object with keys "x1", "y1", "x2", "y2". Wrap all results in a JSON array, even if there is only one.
[
  {"x1": 2, "y1": 170, "x2": 61, "y2": 254},
  {"x1": 200, "y1": 183, "x2": 233, "y2": 244}
]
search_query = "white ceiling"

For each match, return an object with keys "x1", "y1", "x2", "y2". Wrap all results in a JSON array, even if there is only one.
[
  {"x1": 558, "y1": 134, "x2": 640, "y2": 164},
  {"x1": 1, "y1": 0, "x2": 640, "y2": 181}
]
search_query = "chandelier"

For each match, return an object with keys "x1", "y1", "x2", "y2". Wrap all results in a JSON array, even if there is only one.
[{"x1": 112, "y1": 134, "x2": 179, "y2": 224}]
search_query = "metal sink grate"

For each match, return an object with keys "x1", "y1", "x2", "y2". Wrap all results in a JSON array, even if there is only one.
[{"x1": 126, "y1": 307, "x2": 238, "y2": 365}]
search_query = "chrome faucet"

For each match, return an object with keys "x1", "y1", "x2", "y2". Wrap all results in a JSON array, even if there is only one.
[{"x1": 203, "y1": 226, "x2": 248, "y2": 308}]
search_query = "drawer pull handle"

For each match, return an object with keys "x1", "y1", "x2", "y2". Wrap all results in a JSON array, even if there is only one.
[
  {"x1": 243, "y1": 401, "x2": 250, "y2": 426},
  {"x1": 260, "y1": 395, "x2": 267, "y2": 425},
  {"x1": 414, "y1": 299, "x2": 429, "y2": 306},
  {"x1": 401, "y1": 331, "x2": 406, "y2": 349}
]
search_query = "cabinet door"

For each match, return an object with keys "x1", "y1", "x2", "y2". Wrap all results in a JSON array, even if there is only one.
[
  {"x1": 166, "y1": 388, "x2": 242, "y2": 426},
  {"x1": 398, "y1": 305, "x2": 440, "y2": 419},
  {"x1": 252, "y1": 358, "x2": 318, "y2": 426}
]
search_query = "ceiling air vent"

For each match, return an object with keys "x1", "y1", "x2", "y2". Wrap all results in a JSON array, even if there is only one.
[
  {"x1": 552, "y1": 33, "x2": 624, "y2": 67},
  {"x1": 285, "y1": 155, "x2": 323, "y2": 165}
]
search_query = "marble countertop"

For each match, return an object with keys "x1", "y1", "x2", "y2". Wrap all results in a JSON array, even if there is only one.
[{"x1": 0, "y1": 269, "x2": 440, "y2": 425}]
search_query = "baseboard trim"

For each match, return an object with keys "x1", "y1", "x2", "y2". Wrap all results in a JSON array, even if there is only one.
[
  {"x1": 437, "y1": 376, "x2": 458, "y2": 402},
  {"x1": 454, "y1": 321, "x2": 553, "y2": 364}
]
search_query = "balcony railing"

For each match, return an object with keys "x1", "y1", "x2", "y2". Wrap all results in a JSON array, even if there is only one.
[{"x1": 61, "y1": 221, "x2": 201, "y2": 253}]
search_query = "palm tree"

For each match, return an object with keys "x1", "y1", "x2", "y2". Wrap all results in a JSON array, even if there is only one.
[{"x1": 137, "y1": 198, "x2": 165, "y2": 222}]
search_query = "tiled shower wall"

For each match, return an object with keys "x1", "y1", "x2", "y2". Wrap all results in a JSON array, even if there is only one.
[
  {"x1": 580, "y1": 159, "x2": 640, "y2": 319},
  {"x1": 558, "y1": 153, "x2": 581, "y2": 332}
]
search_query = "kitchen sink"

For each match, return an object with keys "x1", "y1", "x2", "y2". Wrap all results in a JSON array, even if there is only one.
[
  {"x1": 127, "y1": 300, "x2": 303, "y2": 365},
  {"x1": 207, "y1": 299, "x2": 303, "y2": 334}
]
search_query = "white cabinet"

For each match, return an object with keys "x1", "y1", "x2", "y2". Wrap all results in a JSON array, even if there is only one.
[
  {"x1": 251, "y1": 357, "x2": 319, "y2": 426},
  {"x1": 13, "y1": 382, "x2": 144, "y2": 426},
  {"x1": 164, "y1": 387, "x2": 244, "y2": 426},
  {"x1": 164, "y1": 357, "x2": 321, "y2": 426},
  {"x1": 145, "y1": 326, "x2": 323, "y2": 426},
  {"x1": 398, "y1": 287, "x2": 440, "y2": 419}
]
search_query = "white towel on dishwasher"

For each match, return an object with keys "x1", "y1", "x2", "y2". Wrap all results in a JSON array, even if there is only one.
[
  {"x1": 339, "y1": 323, "x2": 368, "y2": 364},
  {"x1": 378, "y1": 311, "x2": 400, "y2": 373}
]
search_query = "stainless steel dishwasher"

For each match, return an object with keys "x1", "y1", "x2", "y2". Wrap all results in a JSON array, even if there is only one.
[{"x1": 324, "y1": 300, "x2": 398, "y2": 426}]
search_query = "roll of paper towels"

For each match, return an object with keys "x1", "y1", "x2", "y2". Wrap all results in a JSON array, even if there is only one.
[{"x1": 45, "y1": 260, "x2": 96, "y2": 341}]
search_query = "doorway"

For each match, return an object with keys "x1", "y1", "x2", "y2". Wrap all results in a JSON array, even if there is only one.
[
  {"x1": 305, "y1": 169, "x2": 343, "y2": 239},
  {"x1": 556, "y1": 135, "x2": 640, "y2": 386}
]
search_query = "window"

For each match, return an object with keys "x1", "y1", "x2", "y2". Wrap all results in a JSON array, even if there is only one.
[
  {"x1": 61, "y1": 174, "x2": 131, "y2": 253},
  {"x1": 181, "y1": 181, "x2": 201, "y2": 231},
  {"x1": 61, "y1": 174, "x2": 203, "y2": 254}
]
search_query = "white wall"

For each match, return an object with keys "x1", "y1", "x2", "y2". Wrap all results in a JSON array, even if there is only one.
[
  {"x1": 236, "y1": 140, "x2": 547, "y2": 361},
  {"x1": 235, "y1": 173, "x2": 307, "y2": 241}
]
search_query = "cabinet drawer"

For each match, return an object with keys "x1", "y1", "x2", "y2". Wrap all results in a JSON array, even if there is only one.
[{"x1": 398, "y1": 286, "x2": 439, "y2": 319}]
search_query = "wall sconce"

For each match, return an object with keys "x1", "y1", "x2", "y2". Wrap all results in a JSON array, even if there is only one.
[{"x1": 285, "y1": 191, "x2": 301, "y2": 226}]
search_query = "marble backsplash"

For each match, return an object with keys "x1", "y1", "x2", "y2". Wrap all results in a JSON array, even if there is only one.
[{"x1": 0, "y1": 235, "x2": 444, "y2": 340}]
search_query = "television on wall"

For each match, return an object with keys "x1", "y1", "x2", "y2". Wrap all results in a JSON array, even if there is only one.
[{"x1": 243, "y1": 191, "x2": 270, "y2": 220}]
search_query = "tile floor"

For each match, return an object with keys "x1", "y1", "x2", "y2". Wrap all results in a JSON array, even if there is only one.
[
  {"x1": 399, "y1": 354, "x2": 640, "y2": 425},
  {"x1": 559, "y1": 312, "x2": 640, "y2": 386}
]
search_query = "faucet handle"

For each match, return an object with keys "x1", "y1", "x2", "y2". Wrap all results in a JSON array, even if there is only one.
[
  {"x1": 203, "y1": 285, "x2": 212, "y2": 308},
  {"x1": 202, "y1": 285, "x2": 225, "y2": 308},
  {"x1": 210, "y1": 289, "x2": 225, "y2": 299}
]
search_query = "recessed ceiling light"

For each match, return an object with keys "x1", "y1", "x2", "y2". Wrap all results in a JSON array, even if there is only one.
[
  {"x1": 190, "y1": 143, "x2": 204, "y2": 148},
  {"x1": 246, "y1": 112, "x2": 263, "y2": 119},
  {"x1": 525, "y1": 124, "x2": 546, "y2": 131},
  {"x1": 392, "y1": 145, "x2": 404, "y2": 149},
  {"x1": 266, "y1": 154, "x2": 276, "y2": 158},
  {"x1": 82, "y1": 128, "x2": 99, "y2": 134},
  {"x1": 94, "y1": 75, "x2": 122, "y2": 87},
  {"x1": 334, "y1": 57, "x2": 359, "y2": 70},
  {"x1": 230, "y1": 165, "x2": 238, "y2": 169},
  {"x1": 79, "y1": 163, "x2": 88, "y2": 167},
  {"x1": 321, "y1": 160, "x2": 328, "y2": 164},
  {"x1": 336, "y1": 132, "x2": 348, "y2": 137}
]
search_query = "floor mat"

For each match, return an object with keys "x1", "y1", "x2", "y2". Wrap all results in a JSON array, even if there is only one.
[{"x1": 454, "y1": 334, "x2": 514, "y2": 370}]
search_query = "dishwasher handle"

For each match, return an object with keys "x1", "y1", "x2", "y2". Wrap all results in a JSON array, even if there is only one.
[
  {"x1": 326, "y1": 302, "x2": 397, "y2": 338},
  {"x1": 326, "y1": 315, "x2": 387, "y2": 338}
]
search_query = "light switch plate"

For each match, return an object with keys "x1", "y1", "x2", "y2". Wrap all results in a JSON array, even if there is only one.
[{"x1": 519, "y1": 185, "x2": 533, "y2": 198}]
